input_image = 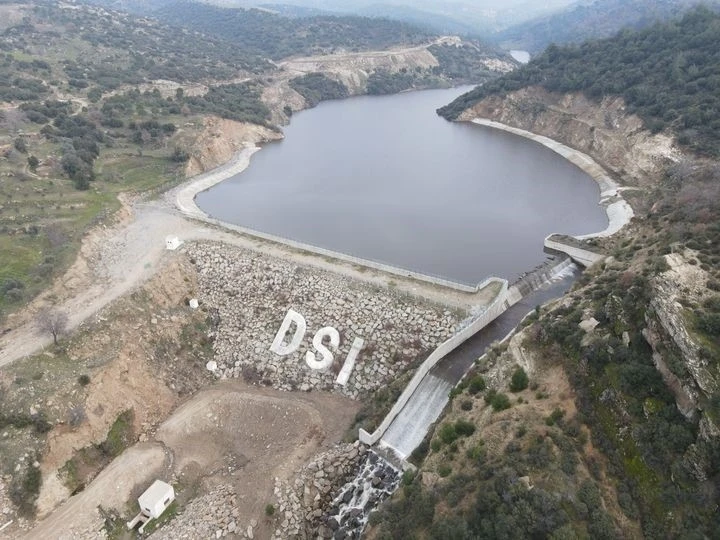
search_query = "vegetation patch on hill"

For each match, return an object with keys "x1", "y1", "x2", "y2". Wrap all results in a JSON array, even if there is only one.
[
  {"x1": 0, "y1": 1, "x2": 274, "y2": 318},
  {"x1": 289, "y1": 73, "x2": 349, "y2": 107},
  {"x1": 440, "y1": 7, "x2": 720, "y2": 156},
  {"x1": 153, "y1": 1, "x2": 432, "y2": 60},
  {"x1": 493, "y1": 0, "x2": 720, "y2": 54}
]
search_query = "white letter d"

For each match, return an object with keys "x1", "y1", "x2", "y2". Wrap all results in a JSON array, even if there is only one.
[{"x1": 270, "y1": 309, "x2": 307, "y2": 356}]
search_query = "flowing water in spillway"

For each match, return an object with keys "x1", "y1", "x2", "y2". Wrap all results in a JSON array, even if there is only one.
[
  {"x1": 380, "y1": 258, "x2": 579, "y2": 460},
  {"x1": 196, "y1": 86, "x2": 606, "y2": 285},
  {"x1": 327, "y1": 261, "x2": 581, "y2": 538}
]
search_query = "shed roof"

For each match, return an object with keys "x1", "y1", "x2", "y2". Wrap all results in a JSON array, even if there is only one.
[{"x1": 138, "y1": 480, "x2": 173, "y2": 507}]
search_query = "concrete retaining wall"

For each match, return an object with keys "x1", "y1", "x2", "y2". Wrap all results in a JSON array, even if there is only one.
[
  {"x1": 173, "y1": 147, "x2": 495, "y2": 295},
  {"x1": 470, "y1": 118, "x2": 634, "y2": 238},
  {"x1": 359, "y1": 280, "x2": 510, "y2": 445},
  {"x1": 544, "y1": 236, "x2": 605, "y2": 267}
]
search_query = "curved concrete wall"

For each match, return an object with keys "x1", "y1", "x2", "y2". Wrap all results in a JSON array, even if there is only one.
[
  {"x1": 173, "y1": 146, "x2": 498, "y2": 295},
  {"x1": 544, "y1": 236, "x2": 605, "y2": 267},
  {"x1": 359, "y1": 280, "x2": 509, "y2": 445},
  {"x1": 470, "y1": 118, "x2": 634, "y2": 238}
]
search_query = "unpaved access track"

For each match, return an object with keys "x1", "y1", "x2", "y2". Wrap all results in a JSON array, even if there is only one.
[
  {"x1": 0, "y1": 168, "x2": 497, "y2": 370},
  {"x1": 21, "y1": 382, "x2": 358, "y2": 540}
]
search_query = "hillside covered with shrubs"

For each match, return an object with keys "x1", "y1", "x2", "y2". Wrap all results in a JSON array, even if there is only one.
[
  {"x1": 144, "y1": 1, "x2": 432, "y2": 60},
  {"x1": 493, "y1": 0, "x2": 720, "y2": 53},
  {"x1": 371, "y1": 157, "x2": 720, "y2": 538},
  {"x1": 440, "y1": 7, "x2": 720, "y2": 156}
]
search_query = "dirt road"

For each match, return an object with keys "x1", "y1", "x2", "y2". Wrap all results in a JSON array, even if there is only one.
[
  {"x1": 0, "y1": 176, "x2": 498, "y2": 370},
  {"x1": 21, "y1": 443, "x2": 170, "y2": 540},
  {"x1": 20, "y1": 382, "x2": 358, "y2": 540}
]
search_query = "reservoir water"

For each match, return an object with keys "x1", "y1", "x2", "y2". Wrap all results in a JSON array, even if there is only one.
[
  {"x1": 510, "y1": 50, "x2": 531, "y2": 63},
  {"x1": 196, "y1": 86, "x2": 607, "y2": 285}
]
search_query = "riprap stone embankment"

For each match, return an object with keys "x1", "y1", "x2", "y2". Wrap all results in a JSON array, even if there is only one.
[
  {"x1": 189, "y1": 242, "x2": 464, "y2": 399},
  {"x1": 270, "y1": 442, "x2": 370, "y2": 539}
]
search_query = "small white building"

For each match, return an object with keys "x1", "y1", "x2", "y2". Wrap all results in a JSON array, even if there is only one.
[
  {"x1": 165, "y1": 236, "x2": 182, "y2": 250},
  {"x1": 127, "y1": 480, "x2": 175, "y2": 533}
]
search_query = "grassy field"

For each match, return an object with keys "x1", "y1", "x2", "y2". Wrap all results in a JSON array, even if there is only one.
[{"x1": 0, "y1": 116, "x2": 203, "y2": 321}]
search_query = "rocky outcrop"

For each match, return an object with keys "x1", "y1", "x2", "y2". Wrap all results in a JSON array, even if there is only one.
[
  {"x1": 188, "y1": 242, "x2": 463, "y2": 399},
  {"x1": 268, "y1": 442, "x2": 400, "y2": 539},
  {"x1": 185, "y1": 117, "x2": 282, "y2": 177},
  {"x1": 642, "y1": 323, "x2": 699, "y2": 420},
  {"x1": 650, "y1": 254, "x2": 719, "y2": 398},
  {"x1": 642, "y1": 252, "x2": 719, "y2": 435},
  {"x1": 458, "y1": 86, "x2": 679, "y2": 186},
  {"x1": 279, "y1": 47, "x2": 440, "y2": 96}
]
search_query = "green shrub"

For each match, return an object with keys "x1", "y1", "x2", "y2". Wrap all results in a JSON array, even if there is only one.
[
  {"x1": 491, "y1": 393, "x2": 511, "y2": 411},
  {"x1": 510, "y1": 367, "x2": 529, "y2": 392},
  {"x1": 460, "y1": 399, "x2": 473, "y2": 411},
  {"x1": 78, "y1": 374, "x2": 90, "y2": 386},
  {"x1": 468, "y1": 375, "x2": 486, "y2": 394},
  {"x1": 698, "y1": 313, "x2": 720, "y2": 335},
  {"x1": 438, "y1": 464, "x2": 452, "y2": 477},
  {"x1": 9, "y1": 462, "x2": 42, "y2": 516},
  {"x1": 466, "y1": 443, "x2": 485, "y2": 461},
  {"x1": 546, "y1": 408, "x2": 566, "y2": 426},
  {"x1": 704, "y1": 295, "x2": 720, "y2": 312},
  {"x1": 101, "y1": 410, "x2": 134, "y2": 457},
  {"x1": 454, "y1": 419, "x2": 475, "y2": 437},
  {"x1": 439, "y1": 423, "x2": 458, "y2": 445},
  {"x1": 265, "y1": 503, "x2": 275, "y2": 516},
  {"x1": 402, "y1": 470, "x2": 416, "y2": 486}
]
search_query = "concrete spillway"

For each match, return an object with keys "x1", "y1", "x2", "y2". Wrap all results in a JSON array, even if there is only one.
[
  {"x1": 379, "y1": 257, "x2": 579, "y2": 460},
  {"x1": 380, "y1": 373, "x2": 454, "y2": 459}
]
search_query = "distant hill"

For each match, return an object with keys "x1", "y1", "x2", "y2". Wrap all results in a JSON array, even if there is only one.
[
  {"x1": 354, "y1": 3, "x2": 482, "y2": 36},
  {"x1": 494, "y1": 0, "x2": 720, "y2": 53},
  {"x1": 259, "y1": 3, "x2": 331, "y2": 17},
  {"x1": 78, "y1": 0, "x2": 174, "y2": 14},
  {"x1": 151, "y1": 1, "x2": 433, "y2": 60},
  {"x1": 84, "y1": 0, "x2": 579, "y2": 36},
  {"x1": 440, "y1": 6, "x2": 720, "y2": 156},
  {"x1": 260, "y1": 2, "x2": 482, "y2": 36}
]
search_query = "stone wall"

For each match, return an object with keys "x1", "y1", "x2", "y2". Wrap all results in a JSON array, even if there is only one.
[
  {"x1": 270, "y1": 442, "x2": 368, "y2": 539},
  {"x1": 188, "y1": 242, "x2": 464, "y2": 399}
]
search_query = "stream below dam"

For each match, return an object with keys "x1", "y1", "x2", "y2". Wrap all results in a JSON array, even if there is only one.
[
  {"x1": 327, "y1": 257, "x2": 580, "y2": 537},
  {"x1": 380, "y1": 256, "x2": 578, "y2": 459}
]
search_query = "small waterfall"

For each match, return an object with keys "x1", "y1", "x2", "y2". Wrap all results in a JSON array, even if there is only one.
[
  {"x1": 327, "y1": 255, "x2": 580, "y2": 537},
  {"x1": 321, "y1": 451, "x2": 401, "y2": 538},
  {"x1": 511, "y1": 255, "x2": 574, "y2": 297},
  {"x1": 379, "y1": 373, "x2": 452, "y2": 459}
]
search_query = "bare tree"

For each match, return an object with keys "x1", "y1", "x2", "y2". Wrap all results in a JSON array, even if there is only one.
[{"x1": 36, "y1": 308, "x2": 68, "y2": 346}]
